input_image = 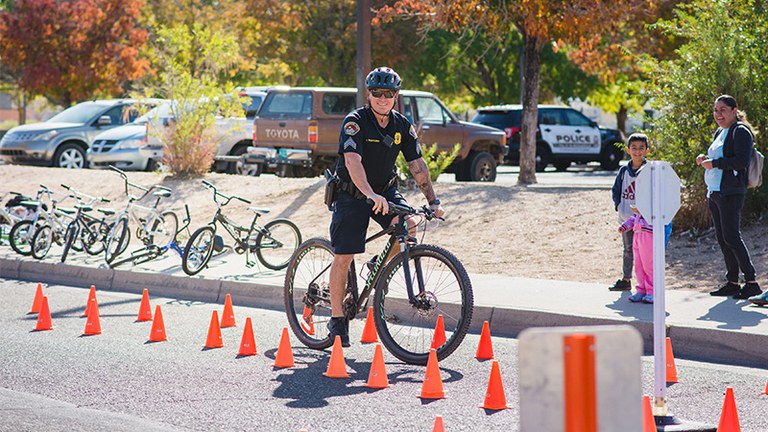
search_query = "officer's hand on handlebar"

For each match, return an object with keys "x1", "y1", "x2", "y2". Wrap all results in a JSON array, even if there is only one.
[
  {"x1": 429, "y1": 202, "x2": 445, "y2": 219},
  {"x1": 368, "y1": 193, "x2": 388, "y2": 215}
]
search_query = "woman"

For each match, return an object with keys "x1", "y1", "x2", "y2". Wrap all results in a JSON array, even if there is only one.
[{"x1": 696, "y1": 95, "x2": 761, "y2": 300}]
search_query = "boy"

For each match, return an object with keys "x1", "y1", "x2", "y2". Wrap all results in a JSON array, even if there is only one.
[{"x1": 609, "y1": 133, "x2": 649, "y2": 291}]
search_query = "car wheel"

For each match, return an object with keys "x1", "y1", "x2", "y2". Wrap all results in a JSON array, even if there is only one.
[
  {"x1": 54, "y1": 143, "x2": 87, "y2": 169},
  {"x1": 144, "y1": 158, "x2": 157, "y2": 172},
  {"x1": 535, "y1": 144, "x2": 551, "y2": 172},
  {"x1": 468, "y1": 151, "x2": 496, "y2": 182},
  {"x1": 554, "y1": 160, "x2": 571, "y2": 171},
  {"x1": 600, "y1": 144, "x2": 625, "y2": 171}
]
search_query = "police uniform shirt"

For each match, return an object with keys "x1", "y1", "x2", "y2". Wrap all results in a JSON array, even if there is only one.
[{"x1": 337, "y1": 106, "x2": 421, "y2": 192}]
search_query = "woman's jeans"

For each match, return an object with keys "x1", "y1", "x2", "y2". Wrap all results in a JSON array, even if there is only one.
[{"x1": 708, "y1": 192, "x2": 756, "y2": 282}]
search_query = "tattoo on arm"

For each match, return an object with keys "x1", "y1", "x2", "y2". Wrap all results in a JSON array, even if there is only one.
[{"x1": 408, "y1": 159, "x2": 436, "y2": 202}]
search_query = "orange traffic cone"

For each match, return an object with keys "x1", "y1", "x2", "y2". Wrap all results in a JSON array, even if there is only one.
[
  {"x1": 83, "y1": 298, "x2": 102, "y2": 335},
  {"x1": 360, "y1": 306, "x2": 378, "y2": 343},
  {"x1": 643, "y1": 395, "x2": 656, "y2": 432},
  {"x1": 323, "y1": 336, "x2": 351, "y2": 378},
  {"x1": 221, "y1": 294, "x2": 236, "y2": 328},
  {"x1": 28, "y1": 283, "x2": 44, "y2": 314},
  {"x1": 205, "y1": 310, "x2": 223, "y2": 348},
  {"x1": 238, "y1": 317, "x2": 258, "y2": 356},
  {"x1": 475, "y1": 320, "x2": 494, "y2": 360},
  {"x1": 431, "y1": 315, "x2": 446, "y2": 349},
  {"x1": 149, "y1": 305, "x2": 167, "y2": 342},
  {"x1": 432, "y1": 415, "x2": 445, "y2": 432},
  {"x1": 366, "y1": 344, "x2": 389, "y2": 388},
  {"x1": 665, "y1": 337, "x2": 678, "y2": 383},
  {"x1": 717, "y1": 387, "x2": 741, "y2": 432},
  {"x1": 274, "y1": 327, "x2": 295, "y2": 368},
  {"x1": 34, "y1": 296, "x2": 53, "y2": 331},
  {"x1": 761, "y1": 381, "x2": 768, "y2": 395},
  {"x1": 481, "y1": 360, "x2": 509, "y2": 410},
  {"x1": 83, "y1": 285, "x2": 96, "y2": 317},
  {"x1": 419, "y1": 349, "x2": 445, "y2": 399},
  {"x1": 300, "y1": 306, "x2": 315, "y2": 335},
  {"x1": 136, "y1": 288, "x2": 152, "y2": 322}
]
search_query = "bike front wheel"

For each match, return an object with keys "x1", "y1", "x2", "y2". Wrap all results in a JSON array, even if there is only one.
[
  {"x1": 182, "y1": 225, "x2": 216, "y2": 276},
  {"x1": 283, "y1": 237, "x2": 336, "y2": 350},
  {"x1": 9, "y1": 220, "x2": 34, "y2": 256},
  {"x1": 149, "y1": 210, "x2": 178, "y2": 248},
  {"x1": 84, "y1": 219, "x2": 109, "y2": 255},
  {"x1": 30, "y1": 224, "x2": 53, "y2": 260},
  {"x1": 60, "y1": 222, "x2": 79, "y2": 262},
  {"x1": 373, "y1": 244, "x2": 473, "y2": 365},
  {"x1": 255, "y1": 218, "x2": 302, "y2": 270},
  {"x1": 105, "y1": 217, "x2": 129, "y2": 264}
]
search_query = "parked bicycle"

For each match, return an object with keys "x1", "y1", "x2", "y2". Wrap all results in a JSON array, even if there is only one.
[
  {"x1": 283, "y1": 201, "x2": 473, "y2": 365},
  {"x1": 58, "y1": 184, "x2": 113, "y2": 263},
  {"x1": 10, "y1": 186, "x2": 77, "y2": 259},
  {"x1": 7, "y1": 186, "x2": 54, "y2": 255},
  {"x1": 109, "y1": 204, "x2": 191, "y2": 268},
  {"x1": 181, "y1": 180, "x2": 301, "y2": 276},
  {"x1": 1, "y1": 191, "x2": 37, "y2": 245},
  {"x1": 104, "y1": 166, "x2": 178, "y2": 265}
]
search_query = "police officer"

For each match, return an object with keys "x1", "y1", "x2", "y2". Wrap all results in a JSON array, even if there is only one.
[{"x1": 327, "y1": 67, "x2": 445, "y2": 346}]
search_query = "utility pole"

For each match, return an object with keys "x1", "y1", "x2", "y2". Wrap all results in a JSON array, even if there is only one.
[{"x1": 356, "y1": 0, "x2": 371, "y2": 107}]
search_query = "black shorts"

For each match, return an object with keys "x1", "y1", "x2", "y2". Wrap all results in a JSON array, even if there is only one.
[{"x1": 330, "y1": 187, "x2": 408, "y2": 255}]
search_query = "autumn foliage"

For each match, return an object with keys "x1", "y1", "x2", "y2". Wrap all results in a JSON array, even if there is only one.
[{"x1": 0, "y1": 0, "x2": 149, "y2": 106}]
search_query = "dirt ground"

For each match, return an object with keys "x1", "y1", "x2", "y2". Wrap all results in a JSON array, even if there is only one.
[{"x1": 1, "y1": 164, "x2": 766, "y2": 292}]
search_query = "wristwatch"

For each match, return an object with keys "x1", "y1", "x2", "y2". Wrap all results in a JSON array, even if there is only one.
[{"x1": 429, "y1": 199, "x2": 441, "y2": 206}]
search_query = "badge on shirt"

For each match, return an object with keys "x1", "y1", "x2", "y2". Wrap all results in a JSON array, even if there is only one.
[
  {"x1": 409, "y1": 125, "x2": 418, "y2": 139},
  {"x1": 394, "y1": 132, "x2": 401, "y2": 145},
  {"x1": 344, "y1": 122, "x2": 360, "y2": 136}
]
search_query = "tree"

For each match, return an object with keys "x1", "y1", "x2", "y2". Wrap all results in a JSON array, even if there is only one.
[
  {"x1": 379, "y1": 0, "x2": 655, "y2": 184},
  {"x1": 0, "y1": 0, "x2": 149, "y2": 107}
]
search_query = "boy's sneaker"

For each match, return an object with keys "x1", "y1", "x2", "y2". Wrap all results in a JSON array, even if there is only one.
[
  {"x1": 734, "y1": 282, "x2": 762, "y2": 300},
  {"x1": 609, "y1": 279, "x2": 632, "y2": 291},
  {"x1": 327, "y1": 317, "x2": 350, "y2": 347},
  {"x1": 709, "y1": 282, "x2": 740, "y2": 297},
  {"x1": 748, "y1": 290, "x2": 768, "y2": 306},
  {"x1": 628, "y1": 292, "x2": 645, "y2": 303},
  {"x1": 642, "y1": 294, "x2": 654, "y2": 304}
]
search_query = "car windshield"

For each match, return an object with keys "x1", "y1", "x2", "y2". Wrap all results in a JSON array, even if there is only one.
[{"x1": 47, "y1": 102, "x2": 113, "y2": 124}]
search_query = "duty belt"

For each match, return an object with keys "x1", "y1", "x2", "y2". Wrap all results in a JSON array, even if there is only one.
[{"x1": 338, "y1": 176, "x2": 397, "y2": 200}]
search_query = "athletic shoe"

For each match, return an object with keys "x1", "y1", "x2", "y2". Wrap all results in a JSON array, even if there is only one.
[
  {"x1": 709, "y1": 282, "x2": 740, "y2": 297},
  {"x1": 748, "y1": 290, "x2": 768, "y2": 306},
  {"x1": 628, "y1": 292, "x2": 645, "y2": 303},
  {"x1": 734, "y1": 282, "x2": 762, "y2": 300},
  {"x1": 642, "y1": 294, "x2": 654, "y2": 304},
  {"x1": 609, "y1": 279, "x2": 632, "y2": 291},
  {"x1": 327, "y1": 317, "x2": 350, "y2": 347}
]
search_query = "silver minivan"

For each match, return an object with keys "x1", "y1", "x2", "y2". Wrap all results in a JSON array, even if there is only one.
[{"x1": 0, "y1": 99, "x2": 140, "y2": 168}]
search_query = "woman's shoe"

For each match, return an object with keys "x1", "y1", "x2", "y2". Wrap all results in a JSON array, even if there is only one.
[
  {"x1": 628, "y1": 292, "x2": 645, "y2": 303},
  {"x1": 748, "y1": 288, "x2": 768, "y2": 306},
  {"x1": 642, "y1": 294, "x2": 654, "y2": 304}
]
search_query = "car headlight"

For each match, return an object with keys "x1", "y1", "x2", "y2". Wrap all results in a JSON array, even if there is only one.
[
  {"x1": 115, "y1": 139, "x2": 145, "y2": 150},
  {"x1": 34, "y1": 130, "x2": 59, "y2": 140}
]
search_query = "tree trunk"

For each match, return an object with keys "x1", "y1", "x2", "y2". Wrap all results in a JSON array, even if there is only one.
[
  {"x1": 616, "y1": 104, "x2": 628, "y2": 135},
  {"x1": 518, "y1": 32, "x2": 543, "y2": 185}
]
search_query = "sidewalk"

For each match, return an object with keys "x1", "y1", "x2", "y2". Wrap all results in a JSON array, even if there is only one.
[{"x1": 2, "y1": 248, "x2": 767, "y2": 367}]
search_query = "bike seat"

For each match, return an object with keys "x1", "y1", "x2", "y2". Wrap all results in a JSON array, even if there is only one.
[
  {"x1": 74, "y1": 204, "x2": 93, "y2": 212},
  {"x1": 57, "y1": 207, "x2": 76, "y2": 215},
  {"x1": 97, "y1": 208, "x2": 116, "y2": 215},
  {"x1": 153, "y1": 190, "x2": 172, "y2": 198},
  {"x1": 248, "y1": 207, "x2": 270, "y2": 214}
]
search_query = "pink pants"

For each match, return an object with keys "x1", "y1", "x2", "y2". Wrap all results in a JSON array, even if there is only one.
[{"x1": 633, "y1": 230, "x2": 653, "y2": 295}]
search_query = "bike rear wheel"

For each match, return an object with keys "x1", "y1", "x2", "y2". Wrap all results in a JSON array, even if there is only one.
[
  {"x1": 182, "y1": 225, "x2": 216, "y2": 276},
  {"x1": 105, "y1": 217, "x2": 129, "y2": 264},
  {"x1": 30, "y1": 224, "x2": 53, "y2": 260},
  {"x1": 255, "y1": 218, "x2": 302, "y2": 270},
  {"x1": 9, "y1": 220, "x2": 34, "y2": 256},
  {"x1": 60, "y1": 222, "x2": 79, "y2": 262},
  {"x1": 149, "y1": 210, "x2": 178, "y2": 248},
  {"x1": 373, "y1": 244, "x2": 473, "y2": 365},
  {"x1": 84, "y1": 219, "x2": 109, "y2": 255},
  {"x1": 283, "y1": 237, "x2": 336, "y2": 350}
]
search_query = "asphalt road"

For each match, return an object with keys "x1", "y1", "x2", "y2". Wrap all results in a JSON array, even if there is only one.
[{"x1": 2, "y1": 279, "x2": 768, "y2": 432}]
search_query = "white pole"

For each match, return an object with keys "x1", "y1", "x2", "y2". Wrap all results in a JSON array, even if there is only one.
[{"x1": 651, "y1": 161, "x2": 667, "y2": 415}]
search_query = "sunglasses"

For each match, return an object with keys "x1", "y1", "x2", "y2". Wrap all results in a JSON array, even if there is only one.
[{"x1": 370, "y1": 89, "x2": 396, "y2": 99}]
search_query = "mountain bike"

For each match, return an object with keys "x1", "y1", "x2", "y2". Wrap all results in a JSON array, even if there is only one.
[
  {"x1": 104, "y1": 166, "x2": 178, "y2": 265},
  {"x1": 59, "y1": 184, "x2": 113, "y2": 263},
  {"x1": 283, "y1": 201, "x2": 473, "y2": 365},
  {"x1": 181, "y1": 180, "x2": 301, "y2": 275}
]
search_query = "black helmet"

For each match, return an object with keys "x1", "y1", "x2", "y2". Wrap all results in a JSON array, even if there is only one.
[{"x1": 365, "y1": 67, "x2": 401, "y2": 90}]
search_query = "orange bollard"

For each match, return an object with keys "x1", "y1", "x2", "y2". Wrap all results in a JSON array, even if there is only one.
[
  {"x1": 238, "y1": 317, "x2": 258, "y2": 356},
  {"x1": 419, "y1": 349, "x2": 445, "y2": 399},
  {"x1": 82, "y1": 298, "x2": 102, "y2": 335},
  {"x1": 28, "y1": 283, "x2": 44, "y2": 314},
  {"x1": 481, "y1": 360, "x2": 509, "y2": 410},
  {"x1": 274, "y1": 327, "x2": 295, "y2": 368},
  {"x1": 34, "y1": 296, "x2": 53, "y2": 331},
  {"x1": 149, "y1": 305, "x2": 167, "y2": 342},
  {"x1": 430, "y1": 315, "x2": 446, "y2": 349},
  {"x1": 717, "y1": 387, "x2": 741, "y2": 432},
  {"x1": 365, "y1": 344, "x2": 389, "y2": 388},
  {"x1": 83, "y1": 285, "x2": 96, "y2": 317},
  {"x1": 563, "y1": 333, "x2": 597, "y2": 432},
  {"x1": 475, "y1": 320, "x2": 494, "y2": 360},
  {"x1": 136, "y1": 288, "x2": 152, "y2": 322},
  {"x1": 665, "y1": 337, "x2": 678, "y2": 383},
  {"x1": 360, "y1": 306, "x2": 378, "y2": 343},
  {"x1": 432, "y1": 415, "x2": 445, "y2": 432},
  {"x1": 205, "y1": 310, "x2": 223, "y2": 348},
  {"x1": 221, "y1": 294, "x2": 236, "y2": 328}
]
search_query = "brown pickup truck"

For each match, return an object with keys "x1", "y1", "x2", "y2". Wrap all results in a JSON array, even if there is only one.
[{"x1": 244, "y1": 87, "x2": 507, "y2": 181}]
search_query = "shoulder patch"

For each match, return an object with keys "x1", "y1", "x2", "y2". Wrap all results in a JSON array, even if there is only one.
[
  {"x1": 345, "y1": 122, "x2": 360, "y2": 136},
  {"x1": 343, "y1": 137, "x2": 357, "y2": 150},
  {"x1": 409, "y1": 125, "x2": 418, "y2": 139}
]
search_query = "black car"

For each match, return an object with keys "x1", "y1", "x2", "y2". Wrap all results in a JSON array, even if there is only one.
[{"x1": 471, "y1": 104, "x2": 625, "y2": 171}]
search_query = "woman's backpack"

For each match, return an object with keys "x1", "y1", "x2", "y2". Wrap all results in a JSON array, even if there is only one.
[{"x1": 748, "y1": 147, "x2": 764, "y2": 189}]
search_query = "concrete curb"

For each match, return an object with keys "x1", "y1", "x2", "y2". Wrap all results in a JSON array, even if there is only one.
[{"x1": 2, "y1": 256, "x2": 767, "y2": 367}]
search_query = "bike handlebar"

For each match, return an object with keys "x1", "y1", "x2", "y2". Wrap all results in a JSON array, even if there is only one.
[
  {"x1": 61, "y1": 184, "x2": 110, "y2": 205},
  {"x1": 366, "y1": 199, "x2": 443, "y2": 221},
  {"x1": 201, "y1": 180, "x2": 252, "y2": 206}
]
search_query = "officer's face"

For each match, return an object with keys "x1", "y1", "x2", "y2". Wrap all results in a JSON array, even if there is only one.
[{"x1": 368, "y1": 88, "x2": 397, "y2": 114}]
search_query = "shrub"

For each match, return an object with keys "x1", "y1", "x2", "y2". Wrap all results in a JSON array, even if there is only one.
[{"x1": 396, "y1": 143, "x2": 460, "y2": 185}]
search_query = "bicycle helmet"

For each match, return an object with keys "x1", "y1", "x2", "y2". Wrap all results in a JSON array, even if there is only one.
[{"x1": 365, "y1": 67, "x2": 402, "y2": 90}]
